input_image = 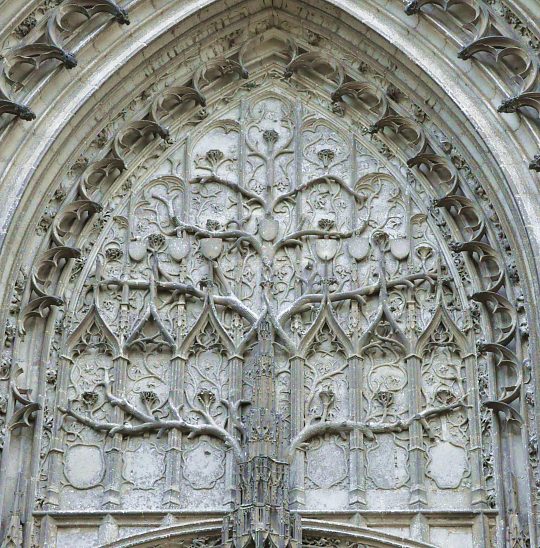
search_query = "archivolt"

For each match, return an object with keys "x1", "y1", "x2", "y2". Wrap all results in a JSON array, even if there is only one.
[{"x1": 0, "y1": 1, "x2": 538, "y2": 547}]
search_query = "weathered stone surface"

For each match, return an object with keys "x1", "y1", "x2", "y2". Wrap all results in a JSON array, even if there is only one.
[{"x1": 0, "y1": 1, "x2": 538, "y2": 547}]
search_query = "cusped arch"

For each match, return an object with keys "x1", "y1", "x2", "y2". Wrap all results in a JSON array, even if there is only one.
[
  {"x1": 298, "y1": 294, "x2": 353, "y2": 356},
  {"x1": 178, "y1": 293, "x2": 236, "y2": 359},
  {"x1": 63, "y1": 303, "x2": 121, "y2": 358}
]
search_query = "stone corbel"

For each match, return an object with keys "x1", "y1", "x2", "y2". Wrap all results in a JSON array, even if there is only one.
[
  {"x1": 450, "y1": 240, "x2": 505, "y2": 292},
  {"x1": 0, "y1": 90, "x2": 35, "y2": 121},
  {"x1": 404, "y1": 0, "x2": 540, "y2": 171},
  {"x1": 46, "y1": 0, "x2": 129, "y2": 51},
  {"x1": 407, "y1": 152, "x2": 460, "y2": 196},
  {"x1": 150, "y1": 86, "x2": 206, "y2": 126},
  {"x1": 192, "y1": 56, "x2": 249, "y2": 106},
  {"x1": 112, "y1": 120, "x2": 171, "y2": 161},
  {"x1": 1, "y1": 43, "x2": 77, "y2": 92},
  {"x1": 471, "y1": 291, "x2": 517, "y2": 346},
  {"x1": 7, "y1": 381, "x2": 40, "y2": 431},
  {"x1": 284, "y1": 48, "x2": 343, "y2": 83},
  {"x1": 51, "y1": 199, "x2": 102, "y2": 246},
  {"x1": 369, "y1": 114, "x2": 428, "y2": 164},
  {"x1": 0, "y1": 0, "x2": 129, "y2": 120},
  {"x1": 77, "y1": 157, "x2": 126, "y2": 201},
  {"x1": 477, "y1": 341, "x2": 523, "y2": 406},
  {"x1": 432, "y1": 195, "x2": 486, "y2": 242},
  {"x1": 30, "y1": 246, "x2": 81, "y2": 298}
]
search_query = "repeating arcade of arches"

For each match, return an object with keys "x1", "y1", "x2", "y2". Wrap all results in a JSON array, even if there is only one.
[{"x1": 5, "y1": 11, "x2": 530, "y2": 546}]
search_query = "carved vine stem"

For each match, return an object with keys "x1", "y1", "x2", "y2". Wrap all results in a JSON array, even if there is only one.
[
  {"x1": 278, "y1": 271, "x2": 436, "y2": 324},
  {"x1": 288, "y1": 396, "x2": 470, "y2": 461},
  {"x1": 59, "y1": 376, "x2": 246, "y2": 461}
]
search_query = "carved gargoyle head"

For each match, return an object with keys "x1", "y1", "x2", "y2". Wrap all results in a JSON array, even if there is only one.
[
  {"x1": 529, "y1": 155, "x2": 540, "y2": 172},
  {"x1": 16, "y1": 104, "x2": 36, "y2": 121},
  {"x1": 114, "y1": 8, "x2": 130, "y2": 25},
  {"x1": 61, "y1": 52, "x2": 78, "y2": 69},
  {"x1": 457, "y1": 45, "x2": 473, "y2": 61},
  {"x1": 404, "y1": 0, "x2": 420, "y2": 15},
  {"x1": 449, "y1": 241, "x2": 464, "y2": 253},
  {"x1": 497, "y1": 97, "x2": 519, "y2": 114}
]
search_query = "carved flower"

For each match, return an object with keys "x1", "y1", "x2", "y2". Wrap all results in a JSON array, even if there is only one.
[
  {"x1": 317, "y1": 148, "x2": 335, "y2": 168},
  {"x1": 385, "y1": 374, "x2": 402, "y2": 390},
  {"x1": 81, "y1": 391, "x2": 98, "y2": 407},
  {"x1": 334, "y1": 264, "x2": 351, "y2": 279},
  {"x1": 205, "y1": 219, "x2": 221, "y2": 232},
  {"x1": 146, "y1": 232, "x2": 166, "y2": 251},
  {"x1": 197, "y1": 389, "x2": 216, "y2": 409},
  {"x1": 140, "y1": 390, "x2": 159, "y2": 409},
  {"x1": 374, "y1": 390, "x2": 394, "y2": 408},
  {"x1": 205, "y1": 149, "x2": 224, "y2": 165},
  {"x1": 105, "y1": 247, "x2": 123, "y2": 261},
  {"x1": 318, "y1": 218, "x2": 335, "y2": 231},
  {"x1": 275, "y1": 179, "x2": 289, "y2": 192},
  {"x1": 435, "y1": 388, "x2": 456, "y2": 405},
  {"x1": 263, "y1": 129, "x2": 279, "y2": 145}
]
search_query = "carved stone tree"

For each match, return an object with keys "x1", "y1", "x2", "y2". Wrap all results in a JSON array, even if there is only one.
[{"x1": 0, "y1": 3, "x2": 537, "y2": 548}]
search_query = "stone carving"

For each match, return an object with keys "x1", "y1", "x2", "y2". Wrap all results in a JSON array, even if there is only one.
[
  {"x1": 404, "y1": 0, "x2": 540, "y2": 170},
  {"x1": 64, "y1": 444, "x2": 104, "y2": 489},
  {"x1": 0, "y1": 1, "x2": 129, "y2": 122},
  {"x1": 0, "y1": 24, "x2": 532, "y2": 548}
]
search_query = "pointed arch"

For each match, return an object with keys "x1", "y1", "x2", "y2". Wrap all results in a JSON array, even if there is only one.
[
  {"x1": 124, "y1": 302, "x2": 176, "y2": 351},
  {"x1": 416, "y1": 297, "x2": 471, "y2": 356},
  {"x1": 299, "y1": 295, "x2": 353, "y2": 356},
  {"x1": 178, "y1": 294, "x2": 235, "y2": 359},
  {"x1": 358, "y1": 302, "x2": 410, "y2": 356},
  {"x1": 0, "y1": 0, "x2": 537, "y2": 545},
  {"x1": 63, "y1": 304, "x2": 121, "y2": 358}
]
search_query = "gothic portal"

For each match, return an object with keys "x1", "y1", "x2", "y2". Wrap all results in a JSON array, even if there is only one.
[{"x1": 0, "y1": 1, "x2": 539, "y2": 547}]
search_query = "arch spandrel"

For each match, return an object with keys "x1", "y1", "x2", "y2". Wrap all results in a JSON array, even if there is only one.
[{"x1": 0, "y1": 2, "x2": 537, "y2": 548}]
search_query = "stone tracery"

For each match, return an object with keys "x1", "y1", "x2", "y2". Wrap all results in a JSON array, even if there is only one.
[{"x1": 0, "y1": 2, "x2": 537, "y2": 547}]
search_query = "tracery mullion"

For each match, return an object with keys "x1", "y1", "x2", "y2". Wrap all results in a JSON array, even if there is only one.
[
  {"x1": 44, "y1": 354, "x2": 72, "y2": 509},
  {"x1": 347, "y1": 353, "x2": 365, "y2": 507},
  {"x1": 223, "y1": 103, "x2": 247, "y2": 508},
  {"x1": 102, "y1": 354, "x2": 127, "y2": 508},
  {"x1": 41, "y1": 248, "x2": 95, "y2": 512},
  {"x1": 463, "y1": 351, "x2": 487, "y2": 508},
  {"x1": 290, "y1": 98, "x2": 305, "y2": 508},
  {"x1": 348, "y1": 136, "x2": 366, "y2": 508},
  {"x1": 0, "y1": 270, "x2": 34, "y2": 517},
  {"x1": 404, "y1": 192, "x2": 427, "y2": 509},
  {"x1": 437, "y1": 209, "x2": 508, "y2": 537},
  {"x1": 101, "y1": 194, "x2": 134, "y2": 509},
  {"x1": 164, "y1": 138, "x2": 191, "y2": 508}
]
